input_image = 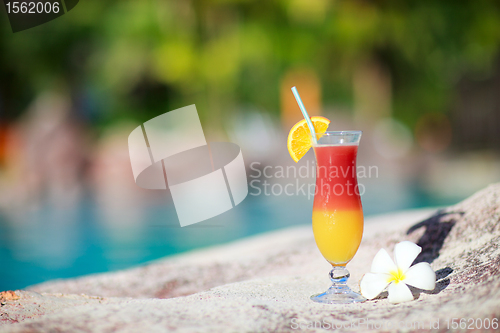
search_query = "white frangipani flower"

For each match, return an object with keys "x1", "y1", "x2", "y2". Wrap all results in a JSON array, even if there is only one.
[{"x1": 360, "y1": 241, "x2": 436, "y2": 304}]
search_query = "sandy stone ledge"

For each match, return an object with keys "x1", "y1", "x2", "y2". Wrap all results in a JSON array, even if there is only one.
[{"x1": 1, "y1": 184, "x2": 500, "y2": 332}]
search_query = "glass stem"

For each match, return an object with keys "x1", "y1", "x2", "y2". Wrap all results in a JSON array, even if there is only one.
[{"x1": 329, "y1": 266, "x2": 350, "y2": 293}]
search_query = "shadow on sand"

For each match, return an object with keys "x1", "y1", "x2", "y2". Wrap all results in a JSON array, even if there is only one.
[{"x1": 405, "y1": 210, "x2": 464, "y2": 297}]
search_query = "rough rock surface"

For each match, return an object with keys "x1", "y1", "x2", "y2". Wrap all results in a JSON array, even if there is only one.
[{"x1": 1, "y1": 184, "x2": 500, "y2": 332}]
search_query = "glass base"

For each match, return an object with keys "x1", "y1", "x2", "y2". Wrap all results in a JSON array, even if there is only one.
[
  {"x1": 310, "y1": 287, "x2": 366, "y2": 304},
  {"x1": 311, "y1": 266, "x2": 366, "y2": 304}
]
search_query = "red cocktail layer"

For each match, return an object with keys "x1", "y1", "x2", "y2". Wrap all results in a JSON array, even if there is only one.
[{"x1": 312, "y1": 145, "x2": 362, "y2": 211}]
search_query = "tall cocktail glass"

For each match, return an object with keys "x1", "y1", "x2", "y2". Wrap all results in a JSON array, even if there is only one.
[{"x1": 310, "y1": 131, "x2": 366, "y2": 304}]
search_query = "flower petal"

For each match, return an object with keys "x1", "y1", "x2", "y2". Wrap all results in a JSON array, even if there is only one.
[
  {"x1": 360, "y1": 273, "x2": 391, "y2": 299},
  {"x1": 388, "y1": 282, "x2": 414, "y2": 303},
  {"x1": 404, "y1": 262, "x2": 436, "y2": 291},
  {"x1": 371, "y1": 248, "x2": 398, "y2": 274},
  {"x1": 394, "y1": 241, "x2": 421, "y2": 272}
]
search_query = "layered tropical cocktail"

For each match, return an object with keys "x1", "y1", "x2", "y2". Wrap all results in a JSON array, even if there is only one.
[
  {"x1": 287, "y1": 88, "x2": 366, "y2": 304},
  {"x1": 312, "y1": 142, "x2": 363, "y2": 266}
]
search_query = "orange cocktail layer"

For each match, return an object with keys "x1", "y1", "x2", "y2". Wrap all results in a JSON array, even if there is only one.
[
  {"x1": 312, "y1": 210, "x2": 363, "y2": 265},
  {"x1": 312, "y1": 144, "x2": 363, "y2": 265}
]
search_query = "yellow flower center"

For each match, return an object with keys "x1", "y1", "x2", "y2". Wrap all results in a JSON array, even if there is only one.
[{"x1": 388, "y1": 268, "x2": 406, "y2": 284}]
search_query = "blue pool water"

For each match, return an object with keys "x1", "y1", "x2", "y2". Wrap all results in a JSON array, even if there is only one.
[{"x1": 0, "y1": 187, "x2": 458, "y2": 291}]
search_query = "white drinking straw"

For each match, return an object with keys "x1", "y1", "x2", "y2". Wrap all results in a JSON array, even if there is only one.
[{"x1": 291, "y1": 86, "x2": 317, "y2": 144}]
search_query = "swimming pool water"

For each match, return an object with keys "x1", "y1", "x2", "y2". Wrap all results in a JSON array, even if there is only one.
[{"x1": 0, "y1": 189, "x2": 458, "y2": 291}]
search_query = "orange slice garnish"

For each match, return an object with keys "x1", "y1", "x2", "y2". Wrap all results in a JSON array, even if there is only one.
[{"x1": 287, "y1": 116, "x2": 330, "y2": 162}]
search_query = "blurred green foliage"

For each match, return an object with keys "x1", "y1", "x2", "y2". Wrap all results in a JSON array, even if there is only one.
[{"x1": 1, "y1": 0, "x2": 500, "y2": 130}]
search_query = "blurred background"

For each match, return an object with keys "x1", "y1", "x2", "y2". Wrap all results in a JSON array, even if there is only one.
[{"x1": 1, "y1": 0, "x2": 500, "y2": 291}]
